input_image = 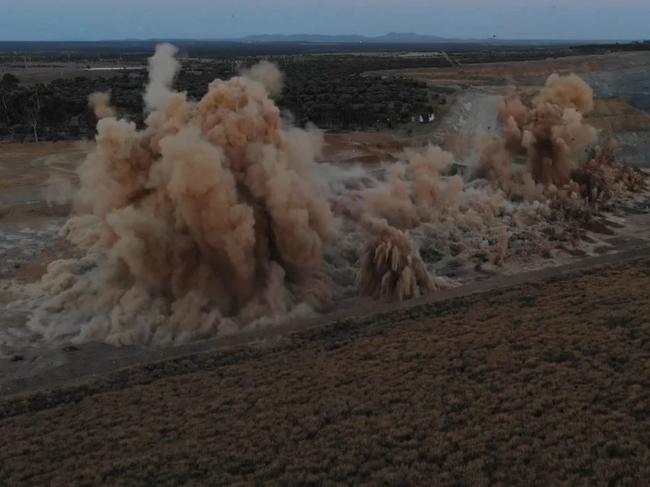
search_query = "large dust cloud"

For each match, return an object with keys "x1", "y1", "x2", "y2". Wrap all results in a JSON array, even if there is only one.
[
  {"x1": 17, "y1": 44, "x2": 647, "y2": 347},
  {"x1": 26, "y1": 44, "x2": 335, "y2": 345}
]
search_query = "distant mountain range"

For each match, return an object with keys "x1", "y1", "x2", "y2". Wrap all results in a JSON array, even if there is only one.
[
  {"x1": 0, "y1": 33, "x2": 632, "y2": 51},
  {"x1": 234, "y1": 32, "x2": 601, "y2": 45},
  {"x1": 238, "y1": 33, "x2": 452, "y2": 44}
]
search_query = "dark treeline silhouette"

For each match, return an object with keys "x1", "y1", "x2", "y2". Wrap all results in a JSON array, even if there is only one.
[{"x1": 0, "y1": 42, "x2": 604, "y2": 141}]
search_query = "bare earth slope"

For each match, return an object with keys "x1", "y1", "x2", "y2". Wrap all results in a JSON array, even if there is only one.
[{"x1": 1, "y1": 256, "x2": 649, "y2": 486}]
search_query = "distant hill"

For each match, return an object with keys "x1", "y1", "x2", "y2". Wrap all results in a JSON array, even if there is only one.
[
  {"x1": 373, "y1": 33, "x2": 449, "y2": 43},
  {"x1": 0, "y1": 35, "x2": 624, "y2": 57},
  {"x1": 236, "y1": 33, "x2": 609, "y2": 46},
  {"x1": 240, "y1": 33, "x2": 456, "y2": 44},
  {"x1": 240, "y1": 34, "x2": 369, "y2": 43}
]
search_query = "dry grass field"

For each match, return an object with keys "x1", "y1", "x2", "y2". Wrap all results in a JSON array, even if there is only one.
[{"x1": 1, "y1": 256, "x2": 649, "y2": 486}]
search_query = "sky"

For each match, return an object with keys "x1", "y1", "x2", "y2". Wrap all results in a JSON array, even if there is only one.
[{"x1": 0, "y1": 0, "x2": 649, "y2": 41}]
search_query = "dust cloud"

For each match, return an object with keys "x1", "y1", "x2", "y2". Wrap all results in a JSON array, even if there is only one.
[
  {"x1": 26, "y1": 44, "x2": 335, "y2": 345},
  {"x1": 475, "y1": 72, "x2": 647, "y2": 209},
  {"x1": 43, "y1": 174, "x2": 75, "y2": 206},
  {"x1": 16, "y1": 45, "x2": 647, "y2": 348},
  {"x1": 88, "y1": 92, "x2": 115, "y2": 120}
]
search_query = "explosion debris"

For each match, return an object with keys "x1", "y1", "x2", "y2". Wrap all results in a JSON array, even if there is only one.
[
  {"x1": 358, "y1": 218, "x2": 437, "y2": 301},
  {"x1": 26, "y1": 44, "x2": 335, "y2": 345},
  {"x1": 8, "y1": 49, "x2": 647, "y2": 350},
  {"x1": 573, "y1": 145, "x2": 647, "y2": 204},
  {"x1": 479, "y1": 74, "x2": 598, "y2": 197},
  {"x1": 88, "y1": 92, "x2": 116, "y2": 120}
]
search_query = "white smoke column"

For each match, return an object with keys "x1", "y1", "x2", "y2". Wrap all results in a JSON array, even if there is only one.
[
  {"x1": 241, "y1": 60, "x2": 285, "y2": 98},
  {"x1": 88, "y1": 92, "x2": 115, "y2": 119},
  {"x1": 144, "y1": 43, "x2": 181, "y2": 111},
  {"x1": 43, "y1": 174, "x2": 74, "y2": 206},
  {"x1": 28, "y1": 44, "x2": 336, "y2": 346}
]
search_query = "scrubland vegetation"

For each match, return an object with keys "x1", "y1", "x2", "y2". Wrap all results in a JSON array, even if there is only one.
[{"x1": 2, "y1": 256, "x2": 649, "y2": 485}]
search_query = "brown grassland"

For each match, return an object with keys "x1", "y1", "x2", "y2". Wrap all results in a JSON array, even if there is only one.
[{"x1": 1, "y1": 256, "x2": 649, "y2": 486}]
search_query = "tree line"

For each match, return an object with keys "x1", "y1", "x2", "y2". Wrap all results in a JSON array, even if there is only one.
[{"x1": 0, "y1": 55, "x2": 450, "y2": 142}]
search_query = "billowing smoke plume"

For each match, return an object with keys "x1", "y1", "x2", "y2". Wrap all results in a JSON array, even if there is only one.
[
  {"x1": 477, "y1": 73, "x2": 645, "y2": 206},
  {"x1": 479, "y1": 74, "x2": 597, "y2": 195},
  {"x1": 43, "y1": 174, "x2": 74, "y2": 206},
  {"x1": 241, "y1": 60, "x2": 285, "y2": 98},
  {"x1": 88, "y1": 92, "x2": 115, "y2": 120},
  {"x1": 358, "y1": 217, "x2": 437, "y2": 301},
  {"x1": 573, "y1": 144, "x2": 647, "y2": 203},
  {"x1": 352, "y1": 74, "x2": 645, "y2": 304},
  {"x1": 144, "y1": 43, "x2": 181, "y2": 110},
  {"x1": 29, "y1": 44, "x2": 335, "y2": 345},
  {"x1": 14, "y1": 58, "x2": 647, "y2": 351},
  {"x1": 364, "y1": 144, "x2": 460, "y2": 229}
]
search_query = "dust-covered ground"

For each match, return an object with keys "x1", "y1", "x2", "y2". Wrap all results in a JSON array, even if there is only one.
[
  {"x1": 0, "y1": 143, "x2": 84, "y2": 287},
  {"x1": 1, "y1": 254, "x2": 649, "y2": 486}
]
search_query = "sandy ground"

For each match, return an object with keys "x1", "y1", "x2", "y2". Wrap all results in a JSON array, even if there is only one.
[
  {"x1": 322, "y1": 132, "x2": 410, "y2": 165},
  {"x1": 370, "y1": 51, "x2": 650, "y2": 90},
  {"x1": 0, "y1": 142, "x2": 84, "y2": 288},
  {"x1": 1, "y1": 254, "x2": 649, "y2": 485}
]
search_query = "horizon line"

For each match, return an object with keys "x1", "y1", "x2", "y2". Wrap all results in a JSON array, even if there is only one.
[{"x1": 0, "y1": 33, "x2": 645, "y2": 44}]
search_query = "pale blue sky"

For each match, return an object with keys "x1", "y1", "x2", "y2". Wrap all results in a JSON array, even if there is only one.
[{"x1": 1, "y1": 0, "x2": 648, "y2": 41}]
